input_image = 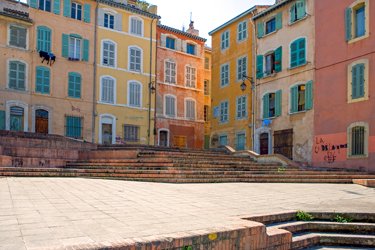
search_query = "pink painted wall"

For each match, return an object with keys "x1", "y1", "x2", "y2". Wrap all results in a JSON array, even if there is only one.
[{"x1": 313, "y1": 0, "x2": 375, "y2": 171}]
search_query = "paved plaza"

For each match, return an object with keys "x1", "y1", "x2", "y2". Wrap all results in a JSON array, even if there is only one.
[{"x1": 0, "y1": 177, "x2": 374, "y2": 249}]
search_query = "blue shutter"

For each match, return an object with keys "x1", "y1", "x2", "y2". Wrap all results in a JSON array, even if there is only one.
[
  {"x1": 358, "y1": 64, "x2": 365, "y2": 98},
  {"x1": 62, "y1": 34, "x2": 69, "y2": 58},
  {"x1": 257, "y1": 22, "x2": 264, "y2": 38},
  {"x1": 68, "y1": 73, "x2": 75, "y2": 97},
  {"x1": 275, "y1": 12, "x2": 282, "y2": 30},
  {"x1": 83, "y1": 4, "x2": 91, "y2": 23},
  {"x1": 0, "y1": 110, "x2": 5, "y2": 130},
  {"x1": 63, "y1": 0, "x2": 71, "y2": 17},
  {"x1": 37, "y1": 26, "x2": 51, "y2": 52},
  {"x1": 290, "y1": 4, "x2": 296, "y2": 23},
  {"x1": 82, "y1": 39, "x2": 89, "y2": 61},
  {"x1": 296, "y1": 0, "x2": 306, "y2": 19},
  {"x1": 263, "y1": 94, "x2": 270, "y2": 119},
  {"x1": 37, "y1": 27, "x2": 43, "y2": 52},
  {"x1": 36, "y1": 67, "x2": 43, "y2": 93},
  {"x1": 305, "y1": 81, "x2": 313, "y2": 110},
  {"x1": 291, "y1": 86, "x2": 298, "y2": 113},
  {"x1": 299, "y1": 38, "x2": 306, "y2": 65},
  {"x1": 29, "y1": 0, "x2": 38, "y2": 8},
  {"x1": 53, "y1": 0, "x2": 61, "y2": 14},
  {"x1": 275, "y1": 90, "x2": 282, "y2": 117},
  {"x1": 345, "y1": 8, "x2": 352, "y2": 41},
  {"x1": 290, "y1": 41, "x2": 297, "y2": 68},
  {"x1": 256, "y1": 55, "x2": 264, "y2": 79},
  {"x1": 274, "y1": 46, "x2": 282, "y2": 72}
]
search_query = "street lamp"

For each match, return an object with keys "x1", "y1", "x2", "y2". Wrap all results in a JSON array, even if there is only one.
[
  {"x1": 240, "y1": 74, "x2": 256, "y2": 151},
  {"x1": 147, "y1": 81, "x2": 156, "y2": 145}
]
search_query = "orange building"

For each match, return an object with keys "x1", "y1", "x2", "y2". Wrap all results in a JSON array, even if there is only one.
[{"x1": 155, "y1": 22, "x2": 206, "y2": 148}]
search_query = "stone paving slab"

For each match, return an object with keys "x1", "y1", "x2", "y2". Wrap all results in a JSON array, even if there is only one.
[{"x1": 0, "y1": 177, "x2": 374, "y2": 249}]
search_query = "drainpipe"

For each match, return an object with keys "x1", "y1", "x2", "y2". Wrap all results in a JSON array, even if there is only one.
[
  {"x1": 250, "y1": 10, "x2": 257, "y2": 151},
  {"x1": 91, "y1": 2, "x2": 99, "y2": 143},
  {"x1": 147, "y1": 17, "x2": 157, "y2": 145},
  {"x1": 153, "y1": 26, "x2": 158, "y2": 146}
]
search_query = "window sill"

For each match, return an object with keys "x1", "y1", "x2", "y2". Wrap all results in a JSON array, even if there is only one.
[
  {"x1": 263, "y1": 72, "x2": 277, "y2": 79},
  {"x1": 348, "y1": 96, "x2": 369, "y2": 104},
  {"x1": 347, "y1": 154, "x2": 368, "y2": 160},
  {"x1": 288, "y1": 62, "x2": 308, "y2": 70},
  {"x1": 289, "y1": 110, "x2": 309, "y2": 115},
  {"x1": 68, "y1": 57, "x2": 81, "y2": 61},
  {"x1": 348, "y1": 34, "x2": 369, "y2": 44},
  {"x1": 237, "y1": 38, "x2": 248, "y2": 43},
  {"x1": 7, "y1": 44, "x2": 28, "y2": 51},
  {"x1": 236, "y1": 117, "x2": 248, "y2": 121},
  {"x1": 263, "y1": 30, "x2": 278, "y2": 38},
  {"x1": 6, "y1": 88, "x2": 28, "y2": 93},
  {"x1": 288, "y1": 15, "x2": 308, "y2": 26}
]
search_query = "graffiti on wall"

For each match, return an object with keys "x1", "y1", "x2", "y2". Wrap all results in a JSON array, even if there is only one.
[{"x1": 314, "y1": 137, "x2": 347, "y2": 164}]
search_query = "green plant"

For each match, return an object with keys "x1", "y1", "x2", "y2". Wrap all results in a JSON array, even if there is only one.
[
  {"x1": 333, "y1": 214, "x2": 352, "y2": 223},
  {"x1": 182, "y1": 246, "x2": 192, "y2": 250},
  {"x1": 277, "y1": 167, "x2": 286, "y2": 173},
  {"x1": 296, "y1": 210, "x2": 314, "y2": 221}
]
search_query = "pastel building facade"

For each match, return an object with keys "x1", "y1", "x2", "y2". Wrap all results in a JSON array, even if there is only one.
[
  {"x1": 209, "y1": 6, "x2": 266, "y2": 151},
  {"x1": 253, "y1": 0, "x2": 315, "y2": 163},
  {"x1": 0, "y1": 0, "x2": 95, "y2": 141},
  {"x1": 203, "y1": 47, "x2": 212, "y2": 149},
  {"x1": 155, "y1": 23, "x2": 206, "y2": 149},
  {"x1": 95, "y1": 0, "x2": 159, "y2": 145},
  {"x1": 313, "y1": 0, "x2": 374, "y2": 171}
]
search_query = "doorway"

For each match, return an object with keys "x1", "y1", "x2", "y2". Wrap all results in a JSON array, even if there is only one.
[
  {"x1": 260, "y1": 133, "x2": 269, "y2": 155},
  {"x1": 99, "y1": 115, "x2": 115, "y2": 144},
  {"x1": 273, "y1": 129, "x2": 293, "y2": 159},
  {"x1": 35, "y1": 109, "x2": 49, "y2": 134},
  {"x1": 10, "y1": 106, "x2": 24, "y2": 131},
  {"x1": 102, "y1": 123, "x2": 112, "y2": 145},
  {"x1": 159, "y1": 130, "x2": 168, "y2": 147}
]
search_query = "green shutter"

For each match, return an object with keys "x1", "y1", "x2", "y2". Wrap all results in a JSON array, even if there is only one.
[
  {"x1": 352, "y1": 64, "x2": 358, "y2": 98},
  {"x1": 37, "y1": 26, "x2": 51, "y2": 52},
  {"x1": 37, "y1": 27, "x2": 43, "y2": 52},
  {"x1": 36, "y1": 67, "x2": 43, "y2": 93},
  {"x1": 274, "y1": 46, "x2": 282, "y2": 72},
  {"x1": 305, "y1": 81, "x2": 313, "y2": 110},
  {"x1": 36, "y1": 66, "x2": 50, "y2": 94},
  {"x1": 358, "y1": 64, "x2": 365, "y2": 98},
  {"x1": 299, "y1": 38, "x2": 306, "y2": 65},
  {"x1": 257, "y1": 22, "x2": 264, "y2": 38},
  {"x1": 68, "y1": 73, "x2": 75, "y2": 97},
  {"x1": 53, "y1": 0, "x2": 61, "y2": 15},
  {"x1": 62, "y1": 34, "x2": 69, "y2": 58},
  {"x1": 275, "y1": 12, "x2": 282, "y2": 30},
  {"x1": 75, "y1": 74, "x2": 81, "y2": 98},
  {"x1": 290, "y1": 5, "x2": 296, "y2": 23},
  {"x1": 0, "y1": 111, "x2": 5, "y2": 130},
  {"x1": 263, "y1": 94, "x2": 270, "y2": 119},
  {"x1": 345, "y1": 8, "x2": 352, "y2": 41},
  {"x1": 296, "y1": 0, "x2": 306, "y2": 19},
  {"x1": 256, "y1": 55, "x2": 264, "y2": 79},
  {"x1": 290, "y1": 41, "x2": 297, "y2": 67},
  {"x1": 29, "y1": 0, "x2": 38, "y2": 8},
  {"x1": 83, "y1": 4, "x2": 91, "y2": 23},
  {"x1": 82, "y1": 39, "x2": 89, "y2": 61},
  {"x1": 291, "y1": 86, "x2": 298, "y2": 113},
  {"x1": 275, "y1": 90, "x2": 282, "y2": 117},
  {"x1": 63, "y1": 0, "x2": 71, "y2": 17}
]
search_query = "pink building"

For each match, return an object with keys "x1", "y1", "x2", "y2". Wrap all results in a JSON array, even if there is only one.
[{"x1": 313, "y1": 0, "x2": 374, "y2": 171}]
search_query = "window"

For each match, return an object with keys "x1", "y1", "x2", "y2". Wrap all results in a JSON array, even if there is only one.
[
  {"x1": 290, "y1": 81, "x2": 313, "y2": 113},
  {"x1": 205, "y1": 57, "x2": 210, "y2": 69},
  {"x1": 290, "y1": 38, "x2": 306, "y2": 68},
  {"x1": 101, "y1": 77, "x2": 115, "y2": 104},
  {"x1": 266, "y1": 18, "x2": 276, "y2": 34},
  {"x1": 238, "y1": 21, "x2": 247, "y2": 41},
  {"x1": 265, "y1": 53, "x2": 275, "y2": 75},
  {"x1": 165, "y1": 95, "x2": 176, "y2": 117},
  {"x1": 204, "y1": 80, "x2": 210, "y2": 95},
  {"x1": 37, "y1": 26, "x2": 51, "y2": 52},
  {"x1": 102, "y1": 41, "x2": 115, "y2": 67},
  {"x1": 69, "y1": 36, "x2": 81, "y2": 60},
  {"x1": 346, "y1": 2, "x2": 368, "y2": 42},
  {"x1": 166, "y1": 37, "x2": 175, "y2": 49},
  {"x1": 104, "y1": 13, "x2": 114, "y2": 29},
  {"x1": 185, "y1": 66, "x2": 196, "y2": 88},
  {"x1": 236, "y1": 96, "x2": 247, "y2": 119},
  {"x1": 187, "y1": 43, "x2": 196, "y2": 55},
  {"x1": 10, "y1": 106, "x2": 24, "y2": 132},
  {"x1": 354, "y1": 6, "x2": 365, "y2": 38},
  {"x1": 8, "y1": 61, "x2": 26, "y2": 91},
  {"x1": 39, "y1": 0, "x2": 51, "y2": 12},
  {"x1": 220, "y1": 101, "x2": 228, "y2": 123},
  {"x1": 9, "y1": 25, "x2": 27, "y2": 49},
  {"x1": 236, "y1": 133, "x2": 246, "y2": 150},
  {"x1": 290, "y1": 0, "x2": 306, "y2": 23},
  {"x1": 204, "y1": 105, "x2": 209, "y2": 122},
  {"x1": 263, "y1": 90, "x2": 282, "y2": 119},
  {"x1": 348, "y1": 122, "x2": 368, "y2": 158},
  {"x1": 237, "y1": 56, "x2": 247, "y2": 80},
  {"x1": 68, "y1": 72, "x2": 81, "y2": 98},
  {"x1": 165, "y1": 60, "x2": 176, "y2": 84},
  {"x1": 71, "y1": 2, "x2": 82, "y2": 20},
  {"x1": 219, "y1": 135, "x2": 228, "y2": 146},
  {"x1": 220, "y1": 64, "x2": 229, "y2": 87},
  {"x1": 185, "y1": 99, "x2": 195, "y2": 120},
  {"x1": 128, "y1": 81, "x2": 141, "y2": 107},
  {"x1": 35, "y1": 66, "x2": 50, "y2": 94},
  {"x1": 62, "y1": 34, "x2": 89, "y2": 61},
  {"x1": 348, "y1": 59, "x2": 368, "y2": 103},
  {"x1": 221, "y1": 31, "x2": 229, "y2": 50},
  {"x1": 130, "y1": 17, "x2": 143, "y2": 36},
  {"x1": 124, "y1": 125, "x2": 139, "y2": 142},
  {"x1": 129, "y1": 47, "x2": 141, "y2": 72},
  {"x1": 65, "y1": 116, "x2": 82, "y2": 139}
]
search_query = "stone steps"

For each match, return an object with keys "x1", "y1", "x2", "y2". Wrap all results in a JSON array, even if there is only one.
[{"x1": 3, "y1": 146, "x2": 80, "y2": 159}]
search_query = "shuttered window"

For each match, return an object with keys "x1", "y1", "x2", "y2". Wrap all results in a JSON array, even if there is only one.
[
  {"x1": 165, "y1": 61, "x2": 176, "y2": 84},
  {"x1": 236, "y1": 133, "x2": 246, "y2": 150},
  {"x1": 37, "y1": 26, "x2": 51, "y2": 52},
  {"x1": 290, "y1": 0, "x2": 306, "y2": 23},
  {"x1": 221, "y1": 31, "x2": 229, "y2": 50},
  {"x1": 65, "y1": 116, "x2": 82, "y2": 138},
  {"x1": 10, "y1": 106, "x2": 24, "y2": 131},
  {"x1": 36, "y1": 66, "x2": 50, "y2": 94},
  {"x1": 102, "y1": 41, "x2": 115, "y2": 67},
  {"x1": 124, "y1": 125, "x2": 139, "y2": 142},
  {"x1": 351, "y1": 63, "x2": 365, "y2": 99},
  {"x1": 290, "y1": 38, "x2": 306, "y2": 68},
  {"x1": 63, "y1": 33, "x2": 90, "y2": 61},
  {"x1": 185, "y1": 99, "x2": 195, "y2": 120},
  {"x1": 104, "y1": 13, "x2": 114, "y2": 29},
  {"x1": 0, "y1": 111, "x2": 5, "y2": 130},
  {"x1": 9, "y1": 61, "x2": 26, "y2": 91},
  {"x1": 219, "y1": 135, "x2": 228, "y2": 146},
  {"x1": 129, "y1": 82, "x2": 141, "y2": 107},
  {"x1": 130, "y1": 17, "x2": 143, "y2": 36},
  {"x1": 220, "y1": 64, "x2": 229, "y2": 87},
  {"x1": 101, "y1": 77, "x2": 115, "y2": 104},
  {"x1": 237, "y1": 56, "x2": 247, "y2": 80},
  {"x1": 39, "y1": 0, "x2": 51, "y2": 12},
  {"x1": 71, "y1": 2, "x2": 82, "y2": 20},
  {"x1": 290, "y1": 82, "x2": 313, "y2": 113},
  {"x1": 166, "y1": 37, "x2": 175, "y2": 49},
  {"x1": 220, "y1": 101, "x2": 228, "y2": 123},
  {"x1": 129, "y1": 47, "x2": 141, "y2": 72},
  {"x1": 236, "y1": 96, "x2": 247, "y2": 119},
  {"x1": 256, "y1": 55, "x2": 264, "y2": 79},
  {"x1": 9, "y1": 25, "x2": 27, "y2": 49},
  {"x1": 355, "y1": 5, "x2": 365, "y2": 38},
  {"x1": 185, "y1": 66, "x2": 196, "y2": 88},
  {"x1": 165, "y1": 95, "x2": 176, "y2": 117},
  {"x1": 186, "y1": 43, "x2": 196, "y2": 55},
  {"x1": 68, "y1": 72, "x2": 81, "y2": 98},
  {"x1": 351, "y1": 126, "x2": 365, "y2": 156},
  {"x1": 238, "y1": 21, "x2": 247, "y2": 41}
]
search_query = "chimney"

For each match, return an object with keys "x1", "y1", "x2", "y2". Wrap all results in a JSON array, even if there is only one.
[
  {"x1": 186, "y1": 20, "x2": 199, "y2": 36},
  {"x1": 148, "y1": 5, "x2": 157, "y2": 15}
]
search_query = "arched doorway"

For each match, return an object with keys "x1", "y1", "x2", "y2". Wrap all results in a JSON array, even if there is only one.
[
  {"x1": 10, "y1": 106, "x2": 24, "y2": 132},
  {"x1": 99, "y1": 115, "x2": 116, "y2": 144},
  {"x1": 35, "y1": 109, "x2": 49, "y2": 134}
]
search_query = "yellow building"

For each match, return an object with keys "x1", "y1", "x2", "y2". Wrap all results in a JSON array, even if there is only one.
[
  {"x1": 95, "y1": 0, "x2": 159, "y2": 145},
  {"x1": 203, "y1": 47, "x2": 212, "y2": 149},
  {"x1": 208, "y1": 6, "x2": 267, "y2": 150}
]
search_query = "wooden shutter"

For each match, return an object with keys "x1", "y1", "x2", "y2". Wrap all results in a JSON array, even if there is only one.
[
  {"x1": 29, "y1": 0, "x2": 38, "y2": 8},
  {"x1": 275, "y1": 12, "x2": 282, "y2": 30},
  {"x1": 257, "y1": 22, "x2": 264, "y2": 38},
  {"x1": 53, "y1": 0, "x2": 60, "y2": 15},
  {"x1": 256, "y1": 55, "x2": 264, "y2": 79},
  {"x1": 263, "y1": 94, "x2": 270, "y2": 119},
  {"x1": 305, "y1": 80, "x2": 313, "y2": 110},
  {"x1": 345, "y1": 8, "x2": 352, "y2": 41},
  {"x1": 63, "y1": 0, "x2": 71, "y2": 17},
  {"x1": 275, "y1": 90, "x2": 282, "y2": 116},
  {"x1": 61, "y1": 34, "x2": 69, "y2": 58},
  {"x1": 82, "y1": 39, "x2": 89, "y2": 61},
  {"x1": 0, "y1": 110, "x2": 5, "y2": 130},
  {"x1": 291, "y1": 86, "x2": 298, "y2": 113},
  {"x1": 83, "y1": 4, "x2": 91, "y2": 23},
  {"x1": 296, "y1": 0, "x2": 305, "y2": 19},
  {"x1": 274, "y1": 46, "x2": 282, "y2": 72}
]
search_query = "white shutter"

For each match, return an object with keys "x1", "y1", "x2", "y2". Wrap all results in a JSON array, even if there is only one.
[
  {"x1": 196, "y1": 44, "x2": 201, "y2": 57},
  {"x1": 115, "y1": 13, "x2": 122, "y2": 31},
  {"x1": 98, "y1": 9, "x2": 104, "y2": 27},
  {"x1": 176, "y1": 39, "x2": 182, "y2": 51},
  {"x1": 161, "y1": 34, "x2": 167, "y2": 47},
  {"x1": 182, "y1": 41, "x2": 187, "y2": 53}
]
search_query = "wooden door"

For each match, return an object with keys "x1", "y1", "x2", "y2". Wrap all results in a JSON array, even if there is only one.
[
  {"x1": 159, "y1": 131, "x2": 168, "y2": 147},
  {"x1": 273, "y1": 129, "x2": 293, "y2": 160},
  {"x1": 260, "y1": 133, "x2": 269, "y2": 155},
  {"x1": 35, "y1": 109, "x2": 48, "y2": 134}
]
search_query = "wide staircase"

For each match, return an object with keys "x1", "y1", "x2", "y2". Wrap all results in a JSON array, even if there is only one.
[{"x1": 0, "y1": 132, "x2": 374, "y2": 183}]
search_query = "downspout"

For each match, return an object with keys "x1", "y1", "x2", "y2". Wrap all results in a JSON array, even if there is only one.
[
  {"x1": 250, "y1": 10, "x2": 257, "y2": 151},
  {"x1": 153, "y1": 21, "x2": 158, "y2": 146},
  {"x1": 91, "y1": 1, "x2": 99, "y2": 143},
  {"x1": 147, "y1": 17, "x2": 157, "y2": 145}
]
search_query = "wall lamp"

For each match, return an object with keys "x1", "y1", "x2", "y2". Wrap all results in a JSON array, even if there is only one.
[{"x1": 240, "y1": 74, "x2": 255, "y2": 92}]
